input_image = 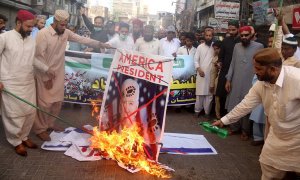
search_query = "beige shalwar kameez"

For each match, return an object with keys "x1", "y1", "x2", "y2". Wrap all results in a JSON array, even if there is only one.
[
  {"x1": 34, "y1": 26, "x2": 103, "y2": 134},
  {"x1": 221, "y1": 66, "x2": 300, "y2": 178}
]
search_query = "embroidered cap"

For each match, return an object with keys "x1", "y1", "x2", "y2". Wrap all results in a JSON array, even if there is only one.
[{"x1": 54, "y1": 9, "x2": 69, "y2": 22}]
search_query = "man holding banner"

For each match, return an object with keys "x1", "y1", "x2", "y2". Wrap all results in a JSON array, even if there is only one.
[{"x1": 33, "y1": 10, "x2": 111, "y2": 141}]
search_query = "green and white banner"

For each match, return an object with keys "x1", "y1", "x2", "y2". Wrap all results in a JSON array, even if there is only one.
[
  {"x1": 64, "y1": 51, "x2": 112, "y2": 105},
  {"x1": 64, "y1": 52, "x2": 196, "y2": 106}
]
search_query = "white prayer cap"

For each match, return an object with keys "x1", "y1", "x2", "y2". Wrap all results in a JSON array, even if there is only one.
[
  {"x1": 282, "y1": 36, "x2": 298, "y2": 46},
  {"x1": 269, "y1": 23, "x2": 276, "y2": 32},
  {"x1": 54, "y1": 9, "x2": 69, "y2": 22}
]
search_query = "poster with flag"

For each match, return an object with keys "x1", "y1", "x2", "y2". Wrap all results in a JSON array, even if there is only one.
[
  {"x1": 64, "y1": 51, "x2": 112, "y2": 105},
  {"x1": 99, "y1": 49, "x2": 173, "y2": 161},
  {"x1": 64, "y1": 51, "x2": 195, "y2": 106}
]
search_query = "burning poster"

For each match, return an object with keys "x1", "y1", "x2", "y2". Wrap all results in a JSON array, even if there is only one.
[
  {"x1": 168, "y1": 55, "x2": 196, "y2": 106},
  {"x1": 91, "y1": 49, "x2": 174, "y2": 177}
]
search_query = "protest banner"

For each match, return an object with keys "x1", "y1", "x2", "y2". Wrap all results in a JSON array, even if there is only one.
[
  {"x1": 64, "y1": 51, "x2": 196, "y2": 106},
  {"x1": 64, "y1": 51, "x2": 112, "y2": 105},
  {"x1": 208, "y1": 18, "x2": 229, "y2": 34},
  {"x1": 168, "y1": 55, "x2": 196, "y2": 106},
  {"x1": 214, "y1": 1, "x2": 240, "y2": 20},
  {"x1": 266, "y1": 8, "x2": 276, "y2": 25},
  {"x1": 99, "y1": 49, "x2": 173, "y2": 161},
  {"x1": 253, "y1": 0, "x2": 269, "y2": 26},
  {"x1": 293, "y1": 7, "x2": 300, "y2": 29}
]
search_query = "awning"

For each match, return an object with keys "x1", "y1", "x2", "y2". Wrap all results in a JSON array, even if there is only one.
[{"x1": 0, "y1": 0, "x2": 41, "y2": 14}]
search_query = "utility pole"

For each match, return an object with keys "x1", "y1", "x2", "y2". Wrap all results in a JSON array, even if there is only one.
[{"x1": 240, "y1": 0, "x2": 250, "y2": 26}]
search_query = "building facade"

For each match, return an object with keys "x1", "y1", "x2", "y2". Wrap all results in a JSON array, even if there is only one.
[
  {"x1": 175, "y1": 0, "x2": 196, "y2": 31},
  {"x1": 0, "y1": 0, "x2": 87, "y2": 30}
]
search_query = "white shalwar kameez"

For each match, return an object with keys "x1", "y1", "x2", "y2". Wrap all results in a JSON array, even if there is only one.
[{"x1": 194, "y1": 43, "x2": 214, "y2": 114}]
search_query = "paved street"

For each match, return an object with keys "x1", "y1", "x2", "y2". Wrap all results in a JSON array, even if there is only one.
[{"x1": 0, "y1": 105, "x2": 262, "y2": 180}]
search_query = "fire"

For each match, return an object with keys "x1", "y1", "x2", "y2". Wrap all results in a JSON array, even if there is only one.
[
  {"x1": 90, "y1": 125, "x2": 172, "y2": 178},
  {"x1": 91, "y1": 101, "x2": 100, "y2": 120}
]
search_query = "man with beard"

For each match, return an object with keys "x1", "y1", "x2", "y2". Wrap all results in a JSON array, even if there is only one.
[
  {"x1": 157, "y1": 29, "x2": 166, "y2": 40},
  {"x1": 224, "y1": 26, "x2": 263, "y2": 140},
  {"x1": 194, "y1": 30, "x2": 215, "y2": 117},
  {"x1": 213, "y1": 48, "x2": 300, "y2": 179},
  {"x1": 0, "y1": 14, "x2": 8, "y2": 34},
  {"x1": 215, "y1": 20, "x2": 240, "y2": 119},
  {"x1": 105, "y1": 20, "x2": 117, "y2": 41},
  {"x1": 135, "y1": 25, "x2": 160, "y2": 55},
  {"x1": 31, "y1": 15, "x2": 46, "y2": 38},
  {"x1": 0, "y1": 10, "x2": 54, "y2": 156},
  {"x1": 80, "y1": 7, "x2": 108, "y2": 52},
  {"x1": 34, "y1": 10, "x2": 111, "y2": 141},
  {"x1": 132, "y1": 18, "x2": 143, "y2": 43}
]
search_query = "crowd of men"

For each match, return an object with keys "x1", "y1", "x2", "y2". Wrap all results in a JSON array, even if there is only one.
[{"x1": 0, "y1": 8, "x2": 299, "y2": 179}]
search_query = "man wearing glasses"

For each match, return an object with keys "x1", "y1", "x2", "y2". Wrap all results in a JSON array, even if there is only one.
[
  {"x1": 33, "y1": 10, "x2": 111, "y2": 141},
  {"x1": 224, "y1": 26, "x2": 263, "y2": 141}
]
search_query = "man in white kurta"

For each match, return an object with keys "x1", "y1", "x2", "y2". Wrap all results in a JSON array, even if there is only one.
[
  {"x1": 176, "y1": 32, "x2": 196, "y2": 57},
  {"x1": 159, "y1": 25, "x2": 180, "y2": 57},
  {"x1": 213, "y1": 48, "x2": 300, "y2": 179},
  {"x1": 34, "y1": 10, "x2": 110, "y2": 141},
  {"x1": 0, "y1": 10, "x2": 51, "y2": 156},
  {"x1": 194, "y1": 31, "x2": 214, "y2": 116},
  {"x1": 135, "y1": 25, "x2": 160, "y2": 55},
  {"x1": 106, "y1": 22, "x2": 134, "y2": 54}
]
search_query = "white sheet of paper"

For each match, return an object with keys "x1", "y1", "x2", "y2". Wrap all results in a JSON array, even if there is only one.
[
  {"x1": 64, "y1": 144, "x2": 102, "y2": 161},
  {"x1": 41, "y1": 127, "x2": 75, "y2": 151},
  {"x1": 60, "y1": 130, "x2": 91, "y2": 146},
  {"x1": 161, "y1": 133, "x2": 217, "y2": 155}
]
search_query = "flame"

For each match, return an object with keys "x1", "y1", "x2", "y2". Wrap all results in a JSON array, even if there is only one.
[
  {"x1": 90, "y1": 125, "x2": 172, "y2": 178},
  {"x1": 91, "y1": 101, "x2": 100, "y2": 120}
]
